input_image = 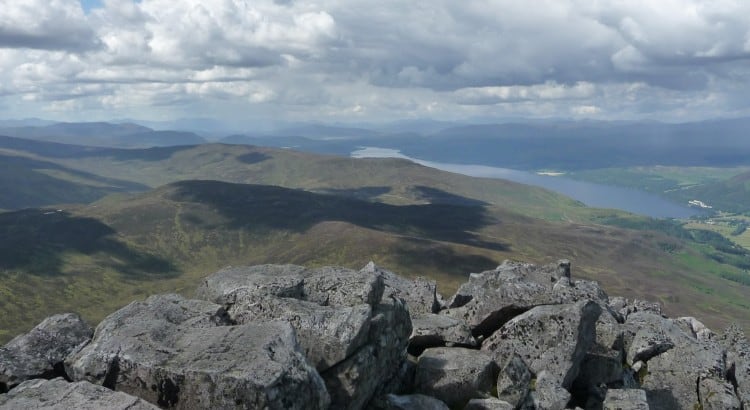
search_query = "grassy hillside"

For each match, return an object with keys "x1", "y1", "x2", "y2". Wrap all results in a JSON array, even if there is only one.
[{"x1": 2, "y1": 180, "x2": 750, "y2": 342}]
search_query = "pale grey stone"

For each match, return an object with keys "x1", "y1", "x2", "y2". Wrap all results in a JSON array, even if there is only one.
[{"x1": 0, "y1": 378, "x2": 158, "y2": 409}]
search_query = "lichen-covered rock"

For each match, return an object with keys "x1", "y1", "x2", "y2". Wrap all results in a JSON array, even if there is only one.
[
  {"x1": 523, "y1": 371, "x2": 571, "y2": 410},
  {"x1": 444, "y1": 260, "x2": 607, "y2": 337},
  {"x1": 195, "y1": 264, "x2": 309, "y2": 304},
  {"x1": 384, "y1": 394, "x2": 449, "y2": 410},
  {"x1": 721, "y1": 323, "x2": 750, "y2": 408},
  {"x1": 224, "y1": 295, "x2": 373, "y2": 371},
  {"x1": 0, "y1": 378, "x2": 158, "y2": 409},
  {"x1": 363, "y1": 262, "x2": 440, "y2": 314},
  {"x1": 623, "y1": 311, "x2": 729, "y2": 409},
  {"x1": 482, "y1": 300, "x2": 601, "y2": 390},
  {"x1": 323, "y1": 296, "x2": 412, "y2": 409},
  {"x1": 303, "y1": 265, "x2": 385, "y2": 307},
  {"x1": 413, "y1": 347, "x2": 496, "y2": 408},
  {"x1": 0, "y1": 313, "x2": 92, "y2": 392},
  {"x1": 699, "y1": 376, "x2": 741, "y2": 410},
  {"x1": 65, "y1": 294, "x2": 329, "y2": 410},
  {"x1": 608, "y1": 297, "x2": 661, "y2": 322},
  {"x1": 409, "y1": 313, "x2": 476, "y2": 355},
  {"x1": 464, "y1": 397, "x2": 514, "y2": 410},
  {"x1": 602, "y1": 389, "x2": 649, "y2": 410},
  {"x1": 496, "y1": 353, "x2": 533, "y2": 407}
]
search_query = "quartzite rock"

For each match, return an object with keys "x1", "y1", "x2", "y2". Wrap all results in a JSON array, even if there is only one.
[
  {"x1": 195, "y1": 264, "x2": 309, "y2": 304},
  {"x1": 408, "y1": 313, "x2": 476, "y2": 354},
  {"x1": 0, "y1": 313, "x2": 92, "y2": 392},
  {"x1": 363, "y1": 262, "x2": 441, "y2": 314},
  {"x1": 65, "y1": 294, "x2": 329, "y2": 410},
  {"x1": 482, "y1": 300, "x2": 601, "y2": 390},
  {"x1": 699, "y1": 376, "x2": 741, "y2": 410},
  {"x1": 413, "y1": 347, "x2": 496, "y2": 408},
  {"x1": 0, "y1": 378, "x2": 158, "y2": 409},
  {"x1": 721, "y1": 324, "x2": 750, "y2": 408},
  {"x1": 445, "y1": 260, "x2": 607, "y2": 337}
]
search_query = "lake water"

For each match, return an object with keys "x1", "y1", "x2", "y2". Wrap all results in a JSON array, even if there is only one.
[{"x1": 351, "y1": 147, "x2": 700, "y2": 219}]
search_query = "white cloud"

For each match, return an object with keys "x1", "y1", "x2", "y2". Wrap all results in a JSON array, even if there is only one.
[{"x1": 0, "y1": 0, "x2": 750, "y2": 122}]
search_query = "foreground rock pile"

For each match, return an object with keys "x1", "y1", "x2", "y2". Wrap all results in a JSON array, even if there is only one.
[{"x1": 1, "y1": 259, "x2": 749, "y2": 409}]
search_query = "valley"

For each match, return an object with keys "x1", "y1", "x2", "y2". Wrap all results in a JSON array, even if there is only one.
[{"x1": 1, "y1": 135, "x2": 750, "y2": 343}]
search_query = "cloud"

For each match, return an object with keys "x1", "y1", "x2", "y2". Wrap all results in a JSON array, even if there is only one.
[
  {"x1": 0, "y1": 0, "x2": 99, "y2": 51},
  {"x1": 1, "y1": 0, "x2": 750, "y2": 123}
]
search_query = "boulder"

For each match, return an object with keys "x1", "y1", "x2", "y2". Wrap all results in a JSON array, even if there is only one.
[
  {"x1": 0, "y1": 313, "x2": 92, "y2": 392},
  {"x1": 362, "y1": 262, "x2": 441, "y2": 314},
  {"x1": 65, "y1": 294, "x2": 329, "y2": 410},
  {"x1": 195, "y1": 264, "x2": 309, "y2": 304},
  {"x1": 602, "y1": 389, "x2": 649, "y2": 410},
  {"x1": 197, "y1": 264, "x2": 412, "y2": 409},
  {"x1": 623, "y1": 311, "x2": 729, "y2": 409},
  {"x1": 408, "y1": 313, "x2": 477, "y2": 355},
  {"x1": 523, "y1": 371, "x2": 571, "y2": 410},
  {"x1": 482, "y1": 300, "x2": 601, "y2": 390},
  {"x1": 496, "y1": 353, "x2": 533, "y2": 407},
  {"x1": 0, "y1": 377, "x2": 158, "y2": 409},
  {"x1": 323, "y1": 296, "x2": 412, "y2": 410},
  {"x1": 698, "y1": 376, "x2": 741, "y2": 409},
  {"x1": 463, "y1": 398, "x2": 514, "y2": 410},
  {"x1": 384, "y1": 394, "x2": 449, "y2": 410},
  {"x1": 445, "y1": 260, "x2": 607, "y2": 337},
  {"x1": 413, "y1": 347, "x2": 496, "y2": 408},
  {"x1": 721, "y1": 323, "x2": 750, "y2": 408}
]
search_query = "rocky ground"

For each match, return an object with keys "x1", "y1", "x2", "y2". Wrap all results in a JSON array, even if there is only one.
[{"x1": 1, "y1": 259, "x2": 749, "y2": 409}]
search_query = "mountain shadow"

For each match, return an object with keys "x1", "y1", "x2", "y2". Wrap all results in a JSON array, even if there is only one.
[
  {"x1": 0, "y1": 154, "x2": 148, "y2": 209},
  {"x1": 167, "y1": 180, "x2": 509, "y2": 252},
  {"x1": 0, "y1": 209, "x2": 177, "y2": 278}
]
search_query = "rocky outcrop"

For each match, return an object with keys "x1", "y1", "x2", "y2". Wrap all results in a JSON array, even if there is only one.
[
  {"x1": 0, "y1": 313, "x2": 91, "y2": 392},
  {"x1": 196, "y1": 263, "x2": 411, "y2": 410},
  {"x1": 65, "y1": 294, "x2": 329, "y2": 409},
  {"x1": 0, "y1": 377, "x2": 158, "y2": 409},
  {"x1": 2, "y1": 259, "x2": 748, "y2": 410}
]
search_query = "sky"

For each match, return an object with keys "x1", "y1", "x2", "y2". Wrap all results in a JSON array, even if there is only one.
[{"x1": 1, "y1": 0, "x2": 750, "y2": 126}]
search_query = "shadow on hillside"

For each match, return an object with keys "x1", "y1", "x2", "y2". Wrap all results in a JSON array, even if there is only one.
[
  {"x1": 391, "y1": 238, "x2": 499, "y2": 274},
  {"x1": 410, "y1": 186, "x2": 489, "y2": 207},
  {"x1": 0, "y1": 135, "x2": 196, "y2": 162},
  {"x1": 0, "y1": 210, "x2": 178, "y2": 278},
  {"x1": 0, "y1": 155, "x2": 149, "y2": 209},
  {"x1": 315, "y1": 186, "x2": 393, "y2": 202},
  {"x1": 169, "y1": 181, "x2": 509, "y2": 252}
]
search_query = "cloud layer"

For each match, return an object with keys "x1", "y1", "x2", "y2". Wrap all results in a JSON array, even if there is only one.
[{"x1": 1, "y1": 0, "x2": 749, "y2": 124}]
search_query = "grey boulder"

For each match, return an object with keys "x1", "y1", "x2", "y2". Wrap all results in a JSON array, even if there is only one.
[
  {"x1": 721, "y1": 323, "x2": 750, "y2": 408},
  {"x1": 413, "y1": 347, "x2": 497, "y2": 409},
  {"x1": 464, "y1": 398, "x2": 514, "y2": 410},
  {"x1": 409, "y1": 313, "x2": 477, "y2": 354},
  {"x1": 0, "y1": 313, "x2": 92, "y2": 392},
  {"x1": 65, "y1": 294, "x2": 329, "y2": 410},
  {"x1": 363, "y1": 262, "x2": 441, "y2": 314},
  {"x1": 482, "y1": 300, "x2": 601, "y2": 390},
  {"x1": 445, "y1": 260, "x2": 607, "y2": 337},
  {"x1": 384, "y1": 394, "x2": 450, "y2": 410},
  {"x1": 0, "y1": 377, "x2": 158, "y2": 409}
]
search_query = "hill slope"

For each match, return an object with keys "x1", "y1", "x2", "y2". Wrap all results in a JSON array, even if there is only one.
[{"x1": 2, "y1": 180, "x2": 750, "y2": 343}]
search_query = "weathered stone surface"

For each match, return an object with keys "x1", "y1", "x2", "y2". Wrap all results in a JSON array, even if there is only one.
[
  {"x1": 409, "y1": 313, "x2": 476, "y2": 354},
  {"x1": 721, "y1": 323, "x2": 750, "y2": 408},
  {"x1": 195, "y1": 264, "x2": 309, "y2": 304},
  {"x1": 226, "y1": 296, "x2": 373, "y2": 371},
  {"x1": 0, "y1": 377, "x2": 158, "y2": 409},
  {"x1": 323, "y1": 296, "x2": 412, "y2": 410},
  {"x1": 523, "y1": 371, "x2": 571, "y2": 410},
  {"x1": 608, "y1": 297, "x2": 662, "y2": 322},
  {"x1": 65, "y1": 294, "x2": 329, "y2": 410},
  {"x1": 384, "y1": 394, "x2": 449, "y2": 410},
  {"x1": 363, "y1": 262, "x2": 440, "y2": 314},
  {"x1": 699, "y1": 376, "x2": 741, "y2": 410},
  {"x1": 304, "y1": 265, "x2": 385, "y2": 307},
  {"x1": 445, "y1": 260, "x2": 607, "y2": 337},
  {"x1": 482, "y1": 300, "x2": 601, "y2": 390},
  {"x1": 623, "y1": 311, "x2": 727, "y2": 409},
  {"x1": 464, "y1": 397, "x2": 514, "y2": 410},
  {"x1": 0, "y1": 313, "x2": 92, "y2": 392},
  {"x1": 602, "y1": 389, "x2": 649, "y2": 410},
  {"x1": 413, "y1": 347, "x2": 496, "y2": 408},
  {"x1": 496, "y1": 353, "x2": 532, "y2": 407}
]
